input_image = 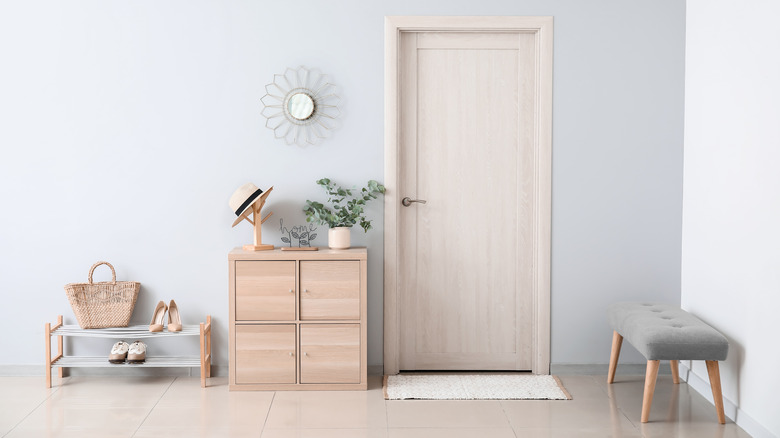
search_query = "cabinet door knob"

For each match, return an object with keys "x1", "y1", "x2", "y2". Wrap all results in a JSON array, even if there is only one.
[
  {"x1": 304, "y1": 289, "x2": 309, "y2": 293},
  {"x1": 303, "y1": 352, "x2": 308, "y2": 357},
  {"x1": 289, "y1": 289, "x2": 294, "y2": 293},
  {"x1": 288, "y1": 352, "x2": 294, "y2": 357}
]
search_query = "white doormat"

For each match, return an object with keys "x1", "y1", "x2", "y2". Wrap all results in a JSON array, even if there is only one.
[{"x1": 383, "y1": 374, "x2": 572, "y2": 400}]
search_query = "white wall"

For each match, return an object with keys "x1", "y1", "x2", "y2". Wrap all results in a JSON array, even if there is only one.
[
  {"x1": 683, "y1": 0, "x2": 780, "y2": 436},
  {"x1": 0, "y1": 0, "x2": 685, "y2": 370}
]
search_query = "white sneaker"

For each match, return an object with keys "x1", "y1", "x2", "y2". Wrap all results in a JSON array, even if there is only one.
[
  {"x1": 108, "y1": 341, "x2": 129, "y2": 364},
  {"x1": 127, "y1": 341, "x2": 147, "y2": 364}
]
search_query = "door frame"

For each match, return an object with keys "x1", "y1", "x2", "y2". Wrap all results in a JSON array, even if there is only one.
[{"x1": 383, "y1": 16, "x2": 553, "y2": 375}]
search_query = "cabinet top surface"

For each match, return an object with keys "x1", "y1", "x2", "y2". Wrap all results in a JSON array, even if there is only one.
[{"x1": 229, "y1": 247, "x2": 367, "y2": 260}]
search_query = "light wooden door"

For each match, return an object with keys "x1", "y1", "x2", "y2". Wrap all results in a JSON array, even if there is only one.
[
  {"x1": 397, "y1": 31, "x2": 538, "y2": 371},
  {"x1": 300, "y1": 261, "x2": 360, "y2": 320},
  {"x1": 235, "y1": 261, "x2": 295, "y2": 321},
  {"x1": 300, "y1": 324, "x2": 361, "y2": 383},
  {"x1": 235, "y1": 324, "x2": 296, "y2": 384}
]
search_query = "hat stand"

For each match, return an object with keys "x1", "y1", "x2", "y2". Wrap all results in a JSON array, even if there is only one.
[{"x1": 235, "y1": 187, "x2": 275, "y2": 251}]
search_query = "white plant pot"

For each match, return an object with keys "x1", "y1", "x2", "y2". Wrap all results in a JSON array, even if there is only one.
[{"x1": 328, "y1": 227, "x2": 351, "y2": 249}]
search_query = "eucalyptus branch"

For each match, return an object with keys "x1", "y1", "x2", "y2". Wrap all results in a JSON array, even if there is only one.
[{"x1": 303, "y1": 178, "x2": 386, "y2": 232}]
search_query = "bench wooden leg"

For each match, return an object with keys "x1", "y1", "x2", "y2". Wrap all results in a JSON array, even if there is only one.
[
  {"x1": 607, "y1": 331, "x2": 623, "y2": 384},
  {"x1": 641, "y1": 360, "x2": 660, "y2": 423},
  {"x1": 670, "y1": 360, "x2": 679, "y2": 384},
  {"x1": 706, "y1": 360, "x2": 726, "y2": 424}
]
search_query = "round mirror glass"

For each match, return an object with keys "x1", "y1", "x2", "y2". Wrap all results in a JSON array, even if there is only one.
[{"x1": 287, "y1": 93, "x2": 315, "y2": 120}]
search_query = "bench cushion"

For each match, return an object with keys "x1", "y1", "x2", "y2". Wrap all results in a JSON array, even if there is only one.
[{"x1": 607, "y1": 303, "x2": 728, "y2": 361}]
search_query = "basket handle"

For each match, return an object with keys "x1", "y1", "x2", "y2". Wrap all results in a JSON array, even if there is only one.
[{"x1": 88, "y1": 261, "x2": 117, "y2": 285}]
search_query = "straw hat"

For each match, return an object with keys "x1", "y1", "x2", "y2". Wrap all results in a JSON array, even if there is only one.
[{"x1": 229, "y1": 183, "x2": 265, "y2": 227}]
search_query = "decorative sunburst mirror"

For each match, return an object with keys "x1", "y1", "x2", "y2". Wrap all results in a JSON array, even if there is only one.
[{"x1": 260, "y1": 66, "x2": 340, "y2": 146}]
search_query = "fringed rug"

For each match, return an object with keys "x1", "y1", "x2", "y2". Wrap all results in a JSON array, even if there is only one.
[{"x1": 383, "y1": 374, "x2": 572, "y2": 400}]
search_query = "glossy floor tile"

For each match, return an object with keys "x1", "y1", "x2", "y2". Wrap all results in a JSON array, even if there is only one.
[
  {"x1": 387, "y1": 428, "x2": 516, "y2": 438},
  {"x1": 0, "y1": 377, "x2": 65, "y2": 436},
  {"x1": 137, "y1": 377, "x2": 274, "y2": 433},
  {"x1": 0, "y1": 374, "x2": 753, "y2": 437},
  {"x1": 262, "y1": 429, "x2": 388, "y2": 438},
  {"x1": 265, "y1": 389, "x2": 387, "y2": 429},
  {"x1": 387, "y1": 400, "x2": 510, "y2": 428}
]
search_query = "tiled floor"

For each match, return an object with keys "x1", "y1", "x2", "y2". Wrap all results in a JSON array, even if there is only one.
[{"x1": 0, "y1": 374, "x2": 751, "y2": 437}]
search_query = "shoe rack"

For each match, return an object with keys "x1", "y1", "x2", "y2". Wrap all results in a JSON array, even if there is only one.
[{"x1": 44, "y1": 315, "x2": 212, "y2": 388}]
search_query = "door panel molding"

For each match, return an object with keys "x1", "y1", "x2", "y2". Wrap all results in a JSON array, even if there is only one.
[{"x1": 384, "y1": 16, "x2": 553, "y2": 374}]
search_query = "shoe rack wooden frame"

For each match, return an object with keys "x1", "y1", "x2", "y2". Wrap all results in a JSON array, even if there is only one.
[{"x1": 45, "y1": 315, "x2": 212, "y2": 388}]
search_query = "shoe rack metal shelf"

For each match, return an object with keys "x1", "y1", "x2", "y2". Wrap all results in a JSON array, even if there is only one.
[{"x1": 45, "y1": 315, "x2": 212, "y2": 388}]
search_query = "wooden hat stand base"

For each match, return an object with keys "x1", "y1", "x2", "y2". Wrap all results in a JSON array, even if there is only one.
[
  {"x1": 234, "y1": 187, "x2": 275, "y2": 251},
  {"x1": 244, "y1": 244, "x2": 274, "y2": 251}
]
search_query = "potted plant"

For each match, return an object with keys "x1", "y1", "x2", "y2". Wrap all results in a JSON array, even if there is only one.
[{"x1": 303, "y1": 178, "x2": 386, "y2": 249}]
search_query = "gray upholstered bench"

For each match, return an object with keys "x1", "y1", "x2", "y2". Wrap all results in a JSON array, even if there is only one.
[{"x1": 607, "y1": 302, "x2": 729, "y2": 423}]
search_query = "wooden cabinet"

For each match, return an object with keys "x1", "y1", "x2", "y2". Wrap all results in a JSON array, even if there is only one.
[{"x1": 229, "y1": 248, "x2": 367, "y2": 390}]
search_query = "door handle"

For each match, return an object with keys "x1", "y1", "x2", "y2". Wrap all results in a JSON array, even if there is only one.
[{"x1": 402, "y1": 197, "x2": 427, "y2": 207}]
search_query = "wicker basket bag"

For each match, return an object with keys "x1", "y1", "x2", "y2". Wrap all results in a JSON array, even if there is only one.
[{"x1": 64, "y1": 261, "x2": 140, "y2": 329}]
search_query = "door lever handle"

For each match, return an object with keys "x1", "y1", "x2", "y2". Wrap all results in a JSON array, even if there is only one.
[{"x1": 402, "y1": 197, "x2": 427, "y2": 207}]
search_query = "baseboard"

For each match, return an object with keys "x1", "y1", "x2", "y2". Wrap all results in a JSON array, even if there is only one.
[
  {"x1": 0, "y1": 365, "x2": 45, "y2": 376},
  {"x1": 550, "y1": 363, "x2": 671, "y2": 375},
  {"x1": 0, "y1": 365, "x2": 228, "y2": 378},
  {"x1": 6, "y1": 364, "x2": 376, "y2": 378},
  {"x1": 373, "y1": 363, "x2": 670, "y2": 376},
  {"x1": 679, "y1": 362, "x2": 774, "y2": 438}
]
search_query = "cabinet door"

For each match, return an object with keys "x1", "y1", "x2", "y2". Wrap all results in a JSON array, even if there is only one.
[
  {"x1": 236, "y1": 261, "x2": 295, "y2": 321},
  {"x1": 300, "y1": 324, "x2": 360, "y2": 384},
  {"x1": 300, "y1": 261, "x2": 360, "y2": 320},
  {"x1": 235, "y1": 325, "x2": 296, "y2": 384}
]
